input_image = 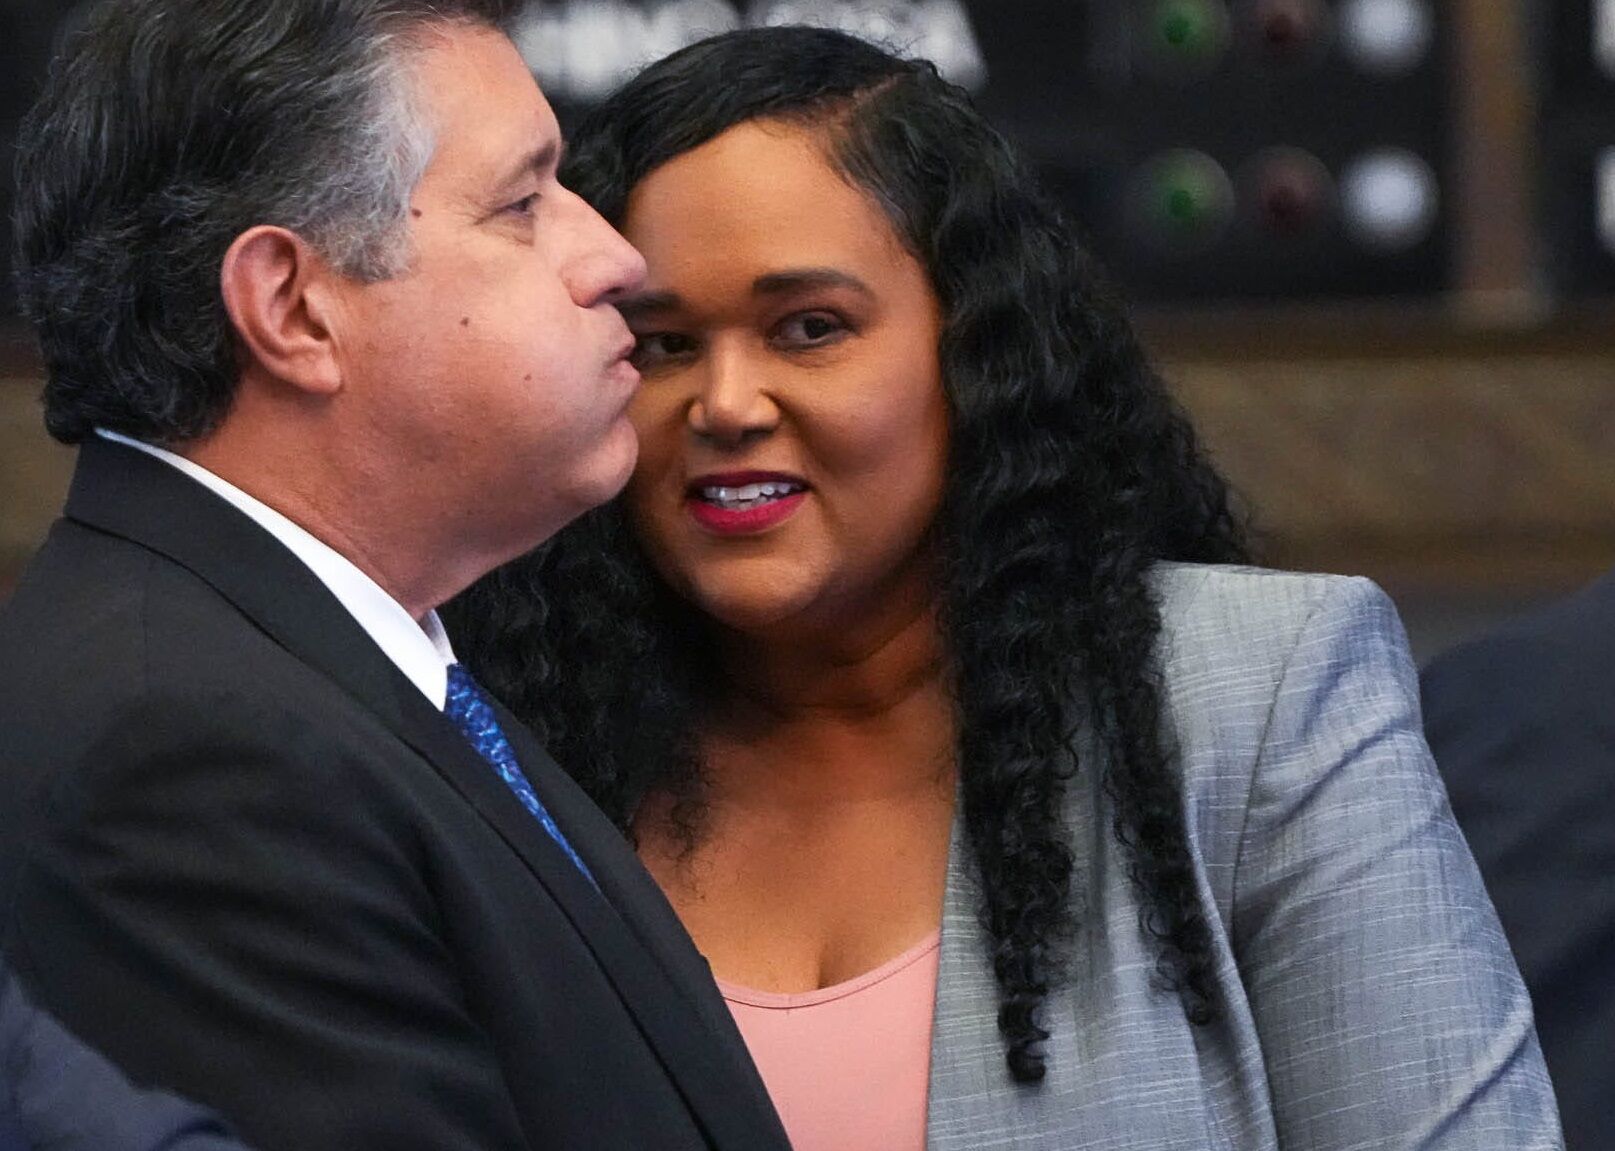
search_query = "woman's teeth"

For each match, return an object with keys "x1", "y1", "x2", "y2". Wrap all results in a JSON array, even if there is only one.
[{"x1": 699, "y1": 482, "x2": 803, "y2": 509}]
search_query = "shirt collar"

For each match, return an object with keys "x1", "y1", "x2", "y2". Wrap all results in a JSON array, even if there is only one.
[{"x1": 95, "y1": 428, "x2": 457, "y2": 709}]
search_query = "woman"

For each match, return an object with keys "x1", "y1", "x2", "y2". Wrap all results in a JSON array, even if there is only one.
[{"x1": 450, "y1": 27, "x2": 1561, "y2": 1150}]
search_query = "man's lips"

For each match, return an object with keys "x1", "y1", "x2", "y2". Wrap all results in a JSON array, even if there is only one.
[{"x1": 604, "y1": 335, "x2": 640, "y2": 392}]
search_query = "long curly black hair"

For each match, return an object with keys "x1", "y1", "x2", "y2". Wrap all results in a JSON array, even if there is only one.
[{"x1": 447, "y1": 25, "x2": 1248, "y2": 1083}]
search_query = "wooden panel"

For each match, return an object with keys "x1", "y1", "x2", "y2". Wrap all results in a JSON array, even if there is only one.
[
  {"x1": 1451, "y1": 0, "x2": 1536, "y2": 306},
  {"x1": 1164, "y1": 351, "x2": 1615, "y2": 593},
  {"x1": 0, "y1": 373, "x2": 72, "y2": 597}
]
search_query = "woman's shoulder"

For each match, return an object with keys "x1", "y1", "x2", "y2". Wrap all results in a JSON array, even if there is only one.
[
  {"x1": 1137, "y1": 561, "x2": 1418, "y2": 825},
  {"x1": 1149, "y1": 561, "x2": 1396, "y2": 637},
  {"x1": 1146, "y1": 562, "x2": 1408, "y2": 687}
]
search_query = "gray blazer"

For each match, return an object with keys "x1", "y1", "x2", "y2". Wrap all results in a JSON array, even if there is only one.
[{"x1": 925, "y1": 565, "x2": 1562, "y2": 1150}]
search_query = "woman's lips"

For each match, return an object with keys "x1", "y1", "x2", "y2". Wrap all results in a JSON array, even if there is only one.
[
  {"x1": 687, "y1": 490, "x2": 807, "y2": 534},
  {"x1": 685, "y1": 474, "x2": 809, "y2": 535}
]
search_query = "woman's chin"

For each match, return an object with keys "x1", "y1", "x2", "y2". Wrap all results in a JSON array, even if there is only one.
[{"x1": 685, "y1": 582, "x2": 820, "y2": 639}]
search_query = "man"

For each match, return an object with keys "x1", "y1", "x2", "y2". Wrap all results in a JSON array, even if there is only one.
[
  {"x1": 0, "y1": 2, "x2": 789, "y2": 1148},
  {"x1": 1421, "y1": 570, "x2": 1615, "y2": 1151},
  {"x1": 1, "y1": 959, "x2": 248, "y2": 1151}
]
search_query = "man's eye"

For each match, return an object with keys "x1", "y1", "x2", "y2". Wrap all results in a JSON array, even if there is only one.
[
  {"x1": 774, "y1": 312, "x2": 846, "y2": 346},
  {"x1": 631, "y1": 332, "x2": 697, "y2": 367},
  {"x1": 506, "y1": 193, "x2": 540, "y2": 217}
]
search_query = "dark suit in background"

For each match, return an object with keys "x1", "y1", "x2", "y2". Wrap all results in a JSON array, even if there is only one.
[
  {"x1": 1421, "y1": 568, "x2": 1615, "y2": 1150},
  {"x1": 0, "y1": 440, "x2": 789, "y2": 1151},
  {"x1": 1, "y1": 958, "x2": 246, "y2": 1151}
]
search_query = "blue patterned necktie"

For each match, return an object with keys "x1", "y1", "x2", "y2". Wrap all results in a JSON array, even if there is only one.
[{"x1": 444, "y1": 663, "x2": 596, "y2": 888}]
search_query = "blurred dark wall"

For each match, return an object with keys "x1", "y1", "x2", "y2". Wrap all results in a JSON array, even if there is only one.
[
  {"x1": 0, "y1": 0, "x2": 1463, "y2": 314},
  {"x1": 1, "y1": 1, "x2": 1611, "y2": 647},
  {"x1": 1, "y1": 3, "x2": 86, "y2": 315}
]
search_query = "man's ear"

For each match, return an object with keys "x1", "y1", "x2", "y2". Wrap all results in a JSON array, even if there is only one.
[{"x1": 219, "y1": 226, "x2": 344, "y2": 395}]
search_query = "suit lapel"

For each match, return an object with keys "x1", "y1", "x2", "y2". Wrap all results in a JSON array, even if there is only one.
[
  {"x1": 494, "y1": 708, "x2": 752, "y2": 1035},
  {"x1": 489, "y1": 703, "x2": 787, "y2": 1143},
  {"x1": 401, "y1": 700, "x2": 785, "y2": 1150},
  {"x1": 64, "y1": 440, "x2": 787, "y2": 1151}
]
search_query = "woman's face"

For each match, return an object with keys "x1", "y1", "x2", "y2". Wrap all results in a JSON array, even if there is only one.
[{"x1": 617, "y1": 120, "x2": 949, "y2": 639}]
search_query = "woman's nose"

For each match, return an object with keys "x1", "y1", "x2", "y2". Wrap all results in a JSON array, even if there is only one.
[{"x1": 687, "y1": 346, "x2": 778, "y2": 445}]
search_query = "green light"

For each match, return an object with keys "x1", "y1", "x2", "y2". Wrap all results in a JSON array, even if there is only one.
[
  {"x1": 1138, "y1": 150, "x2": 1235, "y2": 250},
  {"x1": 1160, "y1": 168, "x2": 1215, "y2": 227},
  {"x1": 1154, "y1": 0, "x2": 1222, "y2": 58},
  {"x1": 1163, "y1": 13, "x2": 1196, "y2": 47},
  {"x1": 1166, "y1": 188, "x2": 1201, "y2": 225}
]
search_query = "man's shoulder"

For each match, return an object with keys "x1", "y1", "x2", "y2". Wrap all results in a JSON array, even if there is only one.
[
  {"x1": 1, "y1": 516, "x2": 314, "y2": 709},
  {"x1": 1427, "y1": 568, "x2": 1615, "y2": 736},
  {"x1": 1513, "y1": 564, "x2": 1615, "y2": 644},
  {"x1": 0, "y1": 524, "x2": 412, "y2": 887},
  {"x1": 0, "y1": 517, "x2": 151, "y2": 642},
  {"x1": 0, "y1": 520, "x2": 167, "y2": 763},
  {"x1": 1420, "y1": 568, "x2": 1615, "y2": 796},
  {"x1": 1424, "y1": 567, "x2": 1615, "y2": 705}
]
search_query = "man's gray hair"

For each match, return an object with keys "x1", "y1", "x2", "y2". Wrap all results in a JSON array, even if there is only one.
[
  {"x1": 295, "y1": 29, "x2": 437, "y2": 283},
  {"x1": 12, "y1": 0, "x2": 524, "y2": 445}
]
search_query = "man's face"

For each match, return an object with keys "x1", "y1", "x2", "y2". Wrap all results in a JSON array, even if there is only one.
[{"x1": 330, "y1": 24, "x2": 646, "y2": 564}]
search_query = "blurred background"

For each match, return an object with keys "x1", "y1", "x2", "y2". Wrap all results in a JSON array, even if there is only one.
[{"x1": 2, "y1": 0, "x2": 1612, "y2": 661}]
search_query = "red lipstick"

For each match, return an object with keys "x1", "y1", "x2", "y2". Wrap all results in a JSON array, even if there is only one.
[{"x1": 686, "y1": 471, "x2": 809, "y2": 536}]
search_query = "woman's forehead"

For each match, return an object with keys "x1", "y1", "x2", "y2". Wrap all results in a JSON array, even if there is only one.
[{"x1": 620, "y1": 121, "x2": 915, "y2": 291}]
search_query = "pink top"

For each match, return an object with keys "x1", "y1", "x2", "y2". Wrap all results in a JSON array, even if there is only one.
[{"x1": 717, "y1": 930, "x2": 942, "y2": 1151}]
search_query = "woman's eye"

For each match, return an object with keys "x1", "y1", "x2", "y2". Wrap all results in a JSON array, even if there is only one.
[
  {"x1": 775, "y1": 312, "x2": 846, "y2": 346},
  {"x1": 631, "y1": 332, "x2": 697, "y2": 367}
]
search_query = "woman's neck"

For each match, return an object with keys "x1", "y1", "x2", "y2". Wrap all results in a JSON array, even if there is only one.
[
  {"x1": 721, "y1": 594, "x2": 944, "y2": 712},
  {"x1": 633, "y1": 585, "x2": 957, "y2": 984},
  {"x1": 697, "y1": 591, "x2": 957, "y2": 809}
]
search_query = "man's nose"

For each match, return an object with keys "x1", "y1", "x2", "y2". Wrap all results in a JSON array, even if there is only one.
[{"x1": 568, "y1": 192, "x2": 647, "y2": 307}]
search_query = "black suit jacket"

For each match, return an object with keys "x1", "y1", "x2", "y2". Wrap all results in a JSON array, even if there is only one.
[
  {"x1": 0, "y1": 440, "x2": 790, "y2": 1151},
  {"x1": 1421, "y1": 570, "x2": 1615, "y2": 1151},
  {"x1": 1, "y1": 957, "x2": 247, "y2": 1151}
]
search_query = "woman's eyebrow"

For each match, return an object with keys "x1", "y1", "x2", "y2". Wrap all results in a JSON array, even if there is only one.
[
  {"x1": 615, "y1": 269, "x2": 873, "y2": 320},
  {"x1": 616, "y1": 290, "x2": 681, "y2": 320},
  {"x1": 752, "y1": 268, "x2": 874, "y2": 298}
]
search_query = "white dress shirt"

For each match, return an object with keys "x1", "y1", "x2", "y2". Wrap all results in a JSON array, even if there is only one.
[{"x1": 96, "y1": 429, "x2": 457, "y2": 709}]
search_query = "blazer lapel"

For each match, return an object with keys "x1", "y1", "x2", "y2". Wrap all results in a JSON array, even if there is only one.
[
  {"x1": 927, "y1": 815, "x2": 1018, "y2": 1150},
  {"x1": 64, "y1": 440, "x2": 787, "y2": 1151},
  {"x1": 925, "y1": 803, "x2": 1088, "y2": 1150}
]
